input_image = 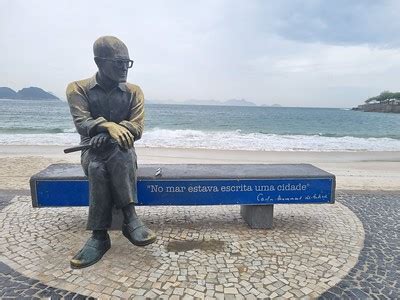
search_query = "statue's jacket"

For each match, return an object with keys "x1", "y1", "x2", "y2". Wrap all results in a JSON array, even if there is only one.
[
  {"x1": 65, "y1": 74, "x2": 143, "y2": 218},
  {"x1": 66, "y1": 73, "x2": 144, "y2": 147}
]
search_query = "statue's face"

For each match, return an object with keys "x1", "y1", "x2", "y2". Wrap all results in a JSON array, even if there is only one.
[{"x1": 97, "y1": 47, "x2": 130, "y2": 83}]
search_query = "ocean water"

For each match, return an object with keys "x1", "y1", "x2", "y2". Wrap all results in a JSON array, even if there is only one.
[{"x1": 1, "y1": 99, "x2": 400, "y2": 151}]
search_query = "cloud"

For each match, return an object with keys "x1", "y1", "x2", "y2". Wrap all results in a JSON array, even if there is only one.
[
  {"x1": 249, "y1": 41, "x2": 400, "y2": 75},
  {"x1": 271, "y1": 0, "x2": 400, "y2": 46},
  {"x1": 1, "y1": 0, "x2": 400, "y2": 107}
]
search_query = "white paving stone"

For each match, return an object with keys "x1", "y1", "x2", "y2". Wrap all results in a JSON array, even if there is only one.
[{"x1": 0, "y1": 196, "x2": 364, "y2": 298}]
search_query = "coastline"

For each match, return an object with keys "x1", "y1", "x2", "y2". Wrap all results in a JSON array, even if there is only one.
[
  {"x1": 352, "y1": 102, "x2": 400, "y2": 113},
  {"x1": 0, "y1": 145, "x2": 399, "y2": 191}
]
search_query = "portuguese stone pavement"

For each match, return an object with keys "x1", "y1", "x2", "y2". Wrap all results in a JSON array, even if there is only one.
[{"x1": 0, "y1": 190, "x2": 399, "y2": 299}]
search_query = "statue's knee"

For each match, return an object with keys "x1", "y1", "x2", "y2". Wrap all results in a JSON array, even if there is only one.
[
  {"x1": 88, "y1": 161, "x2": 107, "y2": 178},
  {"x1": 113, "y1": 148, "x2": 134, "y2": 162}
]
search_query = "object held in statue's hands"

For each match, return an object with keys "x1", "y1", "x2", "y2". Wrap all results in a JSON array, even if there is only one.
[{"x1": 63, "y1": 139, "x2": 117, "y2": 154}]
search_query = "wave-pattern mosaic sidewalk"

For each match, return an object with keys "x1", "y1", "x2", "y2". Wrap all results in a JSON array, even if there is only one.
[
  {"x1": 0, "y1": 193, "x2": 363, "y2": 299},
  {"x1": 320, "y1": 191, "x2": 400, "y2": 299},
  {"x1": 0, "y1": 190, "x2": 89, "y2": 299}
]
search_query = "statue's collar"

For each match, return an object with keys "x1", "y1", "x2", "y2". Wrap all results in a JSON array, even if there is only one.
[{"x1": 88, "y1": 74, "x2": 127, "y2": 92}]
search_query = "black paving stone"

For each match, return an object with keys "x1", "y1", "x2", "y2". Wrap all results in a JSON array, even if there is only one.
[
  {"x1": 37, "y1": 289, "x2": 54, "y2": 298},
  {"x1": 3, "y1": 291, "x2": 19, "y2": 297},
  {"x1": 320, "y1": 191, "x2": 400, "y2": 299},
  {"x1": 73, "y1": 295, "x2": 89, "y2": 300},
  {"x1": 34, "y1": 282, "x2": 48, "y2": 289},
  {"x1": 319, "y1": 292, "x2": 335, "y2": 299},
  {"x1": 0, "y1": 261, "x2": 14, "y2": 275},
  {"x1": 22, "y1": 288, "x2": 39, "y2": 295},
  {"x1": 15, "y1": 276, "x2": 30, "y2": 282},
  {"x1": 26, "y1": 278, "x2": 40, "y2": 285}
]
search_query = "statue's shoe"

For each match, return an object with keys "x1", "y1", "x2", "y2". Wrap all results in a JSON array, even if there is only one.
[
  {"x1": 70, "y1": 234, "x2": 111, "y2": 269},
  {"x1": 122, "y1": 218, "x2": 156, "y2": 246}
]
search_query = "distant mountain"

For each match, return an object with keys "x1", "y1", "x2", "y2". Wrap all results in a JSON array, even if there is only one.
[
  {"x1": 223, "y1": 99, "x2": 257, "y2": 106},
  {"x1": 183, "y1": 99, "x2": 222, "y2": 106},
  {"x1": 149, "y1": 98, "x2": 258, "y2": 107},
  {"x1": 0, "y1": 87, "x2": 17, "y2": 99},
  {"x1": 0, "y1": 86, "x2": 60, "y2": 100}
]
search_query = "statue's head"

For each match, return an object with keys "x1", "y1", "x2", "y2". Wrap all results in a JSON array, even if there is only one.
[{"x1": 93, "y1": 36, "x2": 132, "y2": 83}]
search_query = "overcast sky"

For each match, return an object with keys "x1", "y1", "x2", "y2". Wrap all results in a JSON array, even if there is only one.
[{"x1": 1, "y1": 0, "x2": 400, "y2": 107}]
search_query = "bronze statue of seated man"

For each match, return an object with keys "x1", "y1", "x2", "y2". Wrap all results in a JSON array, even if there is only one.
[{"x1": 66, "y1": 36, "x2": 156, "y2": 269}]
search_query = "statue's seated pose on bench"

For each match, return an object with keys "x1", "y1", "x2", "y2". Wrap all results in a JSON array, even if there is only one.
[{"x1": 66, "y1": 36, "x2": 156, "y2": 268}]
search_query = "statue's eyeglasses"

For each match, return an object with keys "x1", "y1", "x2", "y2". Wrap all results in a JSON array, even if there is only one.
[{"x1": 95, "y1": 57, "x2": 134, "y2": 68}]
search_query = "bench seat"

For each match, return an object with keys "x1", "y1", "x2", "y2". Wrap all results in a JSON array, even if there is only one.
[{"x1": 30, "y1": 163, "x2": 335, "y2": 228}]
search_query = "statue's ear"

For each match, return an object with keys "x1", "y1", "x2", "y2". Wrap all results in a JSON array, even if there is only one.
[{"x1": 94, "y1": 57, "x2": 102, "y2": 68}]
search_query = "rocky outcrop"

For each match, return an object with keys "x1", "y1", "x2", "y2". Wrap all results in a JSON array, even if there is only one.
[{"x1": 352, "y1": 103, "x2": 400, "y2": 113}]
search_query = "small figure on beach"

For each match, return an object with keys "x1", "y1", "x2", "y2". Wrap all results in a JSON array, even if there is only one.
[{"x1": 66, "y1": 36, "x2": 156, "y2": 268}]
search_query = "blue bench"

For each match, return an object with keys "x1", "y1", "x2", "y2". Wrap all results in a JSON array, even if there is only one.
[{"x1": 30, "y1": 163, "x2": 335, "y2": 229}]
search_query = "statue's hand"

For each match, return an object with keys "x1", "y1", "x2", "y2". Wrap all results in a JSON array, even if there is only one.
[
  {"x1": 100, "y1": 122, "x2": 134, "y2": 150},
  {"x1": 90, "y1": 132, "x2": 110, "y2": 149}
]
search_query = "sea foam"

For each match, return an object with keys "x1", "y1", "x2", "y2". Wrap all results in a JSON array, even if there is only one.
[
  {"x1": 137, "y1": 128, "x2": 400, "y2": 151},
  {"x1": 1, "y1": 128, "x2": 399, "y2": 151}
]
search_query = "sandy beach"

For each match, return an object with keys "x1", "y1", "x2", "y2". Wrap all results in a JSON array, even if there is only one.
[{"x1": 0, "y1": 145, "x2": 399, "y2": 191}]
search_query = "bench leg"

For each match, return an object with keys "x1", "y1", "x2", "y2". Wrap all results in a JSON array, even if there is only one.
[
  {"x1": 240, "y1": 205, "x2": 274, "y2": 229},
  {"x1": 113, "y1": 205, "x2": 275, "y2": 230}
]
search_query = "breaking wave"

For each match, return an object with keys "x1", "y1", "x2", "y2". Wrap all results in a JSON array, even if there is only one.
[{"x1": 1, "y1": 128, "x2": 399, "y2": 151}]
